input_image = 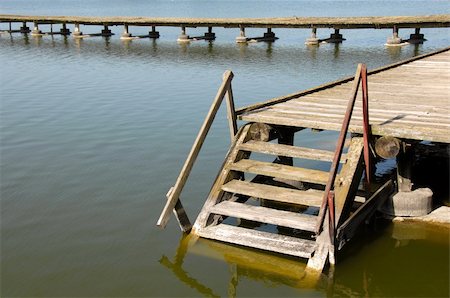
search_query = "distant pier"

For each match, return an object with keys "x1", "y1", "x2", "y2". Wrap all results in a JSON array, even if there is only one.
[{"x1": 1, "y1": 14, "x2": 449, "y2": 45}]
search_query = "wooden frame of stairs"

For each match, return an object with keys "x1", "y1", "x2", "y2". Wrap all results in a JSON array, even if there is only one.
[{"x1": 158, "y1": 67, "x2": 396, "y2": 273}]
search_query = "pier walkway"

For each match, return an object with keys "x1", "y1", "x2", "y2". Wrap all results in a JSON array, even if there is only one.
[
  {"x1": 1, "y1": 14, "x2": 450, "y2": 44},
  {"x1": 237, "y1": 48, "x2": 450, "y2": 143}
]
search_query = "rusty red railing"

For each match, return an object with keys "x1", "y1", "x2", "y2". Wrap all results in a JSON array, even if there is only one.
[{"x1": 315, "y1": 63, "x2": 372, "y2": 242}]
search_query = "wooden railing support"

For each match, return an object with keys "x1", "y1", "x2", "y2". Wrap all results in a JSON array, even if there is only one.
[
  {"x1": 316, "y1": 63, "x2": 374, "y2": 242},
  {"x1": 224, "y1": 72, "x2": 238, "y2": 142},
  {"x1": 315, "y1": 64, "x2": 363, "y2": 235},
  {"x1": 157, "y1": 70, "x2": 236, "y2": 229}
]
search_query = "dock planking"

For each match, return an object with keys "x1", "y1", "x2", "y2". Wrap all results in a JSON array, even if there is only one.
[
  {"x1": 1, "y1": 14, "x2": 450, "y2": 29},
  {"x1": 238, "y1": 48, "x2": 450, "y2": 143}
]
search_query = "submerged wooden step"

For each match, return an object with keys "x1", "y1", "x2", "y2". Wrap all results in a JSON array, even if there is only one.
[
  {"x1": 240, "y1": 140, "x2": 345, "y2": 162},
  {"x1": 221, "y1": 180, "x2": 323, "y2": 207},
  {"x1": 209, "y1": 201, "x2": 317, "y2": 232},
  {"x1": 197, "y1": 224, "x2": 316, "y2": 259},
  {"x1": 229, "y1": 159, "x2": 330, "y2": 185}
]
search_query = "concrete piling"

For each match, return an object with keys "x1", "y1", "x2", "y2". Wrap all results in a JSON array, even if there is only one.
[
  {"x1": 73, "y1": 23, "x2": 82, "y2": 37},
  {"x1": 408, "y1": 28, "x2": 426, "y2": 44},
  {"x1": 236, "y1": 25, "x2": 247, "y2": 43},
  {"x1": 20, "y1": 22, "x2": 30, "y2": 33},
  {"x1": 386, "y1": 26, "x2": 404, "y2": 46},
  {"x1": 149, "y1": 26, "x2": 160, "y2": 38},
  {"x1": 101, "y1": 25, "x2": 113, "y2": 37},
  {"x1": 305, "y1": 27, "x2": 319, "y2": 45},
  {"x1": 177, "y1": 26, "x2": 190, "y2": 42},
  {"x1": 326, "y1": 29, "x2": 345, "y2": 43},
  {"x1": 60, "y1": 23, "x2": 71, "y2": 35},
  {"x1": 31, "y1": 21, "x2": 42, "y2": 36},
  {"x1": 263, "y1": 28, "x2": 276, "y2": 41},
  {"x1": 120, "y1": 24, "x2": 132, "y2": 39},
  {"x1": 203, "y1": 26, "x2": 216, "y2": 41}
]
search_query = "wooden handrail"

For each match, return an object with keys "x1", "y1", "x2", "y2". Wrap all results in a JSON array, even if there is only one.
[
  {"x1": 315, "y1": 64, "x2": 363, "y2": 236},
  {"x1": 157, "y1": 70, "x2": 236, "y2": 229}
]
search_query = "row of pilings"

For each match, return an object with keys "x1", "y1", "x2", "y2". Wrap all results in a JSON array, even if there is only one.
[{"x1": 2, "y1": 21, "x2": 428, "y2": 46}]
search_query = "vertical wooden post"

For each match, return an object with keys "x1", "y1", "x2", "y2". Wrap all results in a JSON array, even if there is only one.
[
  {"x1": 397, "y1": 142, "x2": 413, "y2": 192},
  {"x1": 224, "y1": 73, "x2": 237, "y2": 142}
]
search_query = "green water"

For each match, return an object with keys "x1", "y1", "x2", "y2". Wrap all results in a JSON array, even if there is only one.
[{"x1": 1, "y1": 0, "x2": 449, "y2": 297}]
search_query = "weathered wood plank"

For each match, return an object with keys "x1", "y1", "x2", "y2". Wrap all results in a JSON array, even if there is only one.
[
  {"x1": 239, "y1": 140, "x2": 344, "y2": 162},
  {"x1": 192, "y1": 124, "x2": 253, "y2": 231},
  {"x1": 334, "y1": 137, "x2": 365, "y2": 227},
  {"x1": 197, "y1": 224, "x2": 316, "y2": 259},
  {"x1": 236, "y1": 47, "x2": 450, "y2": 115},
  {"x1": 157, "y1": 70, "x2": 234, "y2": 228},
  {"x1": 209, "y1": 201, "x2": 317, "y2": 231},
  {"x1": 229, "y1": 159, "x2": 330, "y2": 185},
  {"x1": 221, "y1": 179, "x2": 323, "y2": 207},
  {"x1": 239, "y1": 112, "x2": 450, "y2": 143}
]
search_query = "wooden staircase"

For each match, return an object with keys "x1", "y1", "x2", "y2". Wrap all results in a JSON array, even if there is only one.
[
  {"x1": 158, "y1": 67, "x2": 396, "y2": 273},
  {"x1": 191, "y1": 123, "x2": 365, "y2": 268}
]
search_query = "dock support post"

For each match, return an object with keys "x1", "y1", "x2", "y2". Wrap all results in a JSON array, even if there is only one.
[
  {"x1": 149, "y1": 26, "x2": 160, "y2": 39},
  {"x1": 386, "y1": 26, "x2": 403, "y2": 46},
  {"x1": 236, "y1": 26, "x2": 247, "y2": 43},
  {"x1": 73, "y1": 23, "x2": 82, "y2": 37},
  {"x1": 177, "y1": 26, "x2": 190, "y2": 42},
  {"x1": 20, "y1": 22, "x2": 30, "y2": 34},
  {"x1": 60, "y1": 23, "x2": 71, "y2": 35},
  {"x1": 120, "y1": 24, "x2": 132, "y2": 39},
  {"x1": 9, "y1": 22, "x2": 12, "y2": 33},
  {"x1": 408, "y1": 28, "x2": 426, "y2": 44},
  {"x1": 263, "y1": 27, "x2": 276, "y2": 41},
  {"x1": 204, "y1": 27, "x2": 216, "y2": 41},
  {"x1": 379, "y1": 141, "x2": 433, "y2": 217},
  {"x1": 305, "y1": 27, "x2": 319, "y2": 45},
  {"x1": 326, "y1": 29, "x2": 345, "y2": 43},
  {"x1": 396, "y1": 142, "x2": 413, "y2": 192},
  {"x1": 101, "y1": 25, "x2": 113, "y2": 37},
  {"x1": 31, "y1": 21, "x2": 42, "y2": 36}
]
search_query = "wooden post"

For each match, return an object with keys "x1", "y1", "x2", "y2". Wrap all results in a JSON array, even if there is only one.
[
  {"x1": 375, "y1": 136, "x2": 401, "y2": 159},
  {"x1": 397, "y1": 142, "x2": 413, "y2": 192},
  {"x1": 224, "y1": 73, "x2": 238, "y2": 142},
  {"x1": 157, "y1": 71, "x2": 234, "y2": 229}
]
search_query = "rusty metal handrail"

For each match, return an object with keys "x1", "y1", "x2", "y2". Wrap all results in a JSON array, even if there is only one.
[
  {"x1": 157, "y1": 70, "x2": 237, "y2": 229},
  {"x1": 315, "y1": 63, "x2": 372, "y2": 240}
]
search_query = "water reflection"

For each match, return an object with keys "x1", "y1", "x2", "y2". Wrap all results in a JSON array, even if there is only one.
[
  {"x1": 160, "y1": 219, "x2": 449, "y2": 297},
  {"x1": 160, "y1": 234, "x2": 329, "y2": 297}
]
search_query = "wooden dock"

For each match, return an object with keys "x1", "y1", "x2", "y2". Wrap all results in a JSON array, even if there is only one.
[
  {"x1": 156, "y1": 48, "x2": 449, "y2": 273},
  {"x1": 237, "y1": 48, "x2": 450, "y2": 143},
  {"x1": 1, "y1": 14, "x2": 450, "y2": 44}
]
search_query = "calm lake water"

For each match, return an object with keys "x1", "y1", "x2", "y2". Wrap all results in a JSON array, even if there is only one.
[{"x1": 1, "y1": 1, "x2": 449, "y2": 297}]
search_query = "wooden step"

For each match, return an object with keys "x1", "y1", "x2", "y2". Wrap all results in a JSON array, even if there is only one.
[
  {"x1": 197, "y1": 224, "x2": 316, "y2": 259},
  {"x1": 221, "y1": 180, "x2": 323, "y2": 207},
  {"x1": 229, "y1": 159, "x2": 330, "y2": 185},
  {"x1": 240, "y1": 140, "x2": 345, "y2": 162},
  {"x1": 209, "y1": 201, "x2": 317, "y2": 232}
]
